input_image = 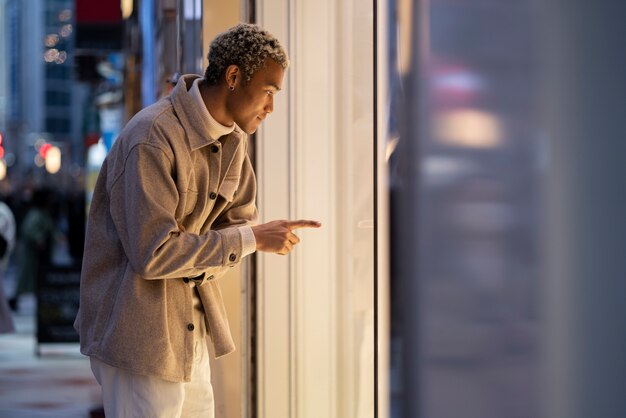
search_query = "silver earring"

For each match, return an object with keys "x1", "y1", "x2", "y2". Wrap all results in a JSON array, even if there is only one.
[{"x1": 229, "y1": 85, "x2": 235, "y2": 91}]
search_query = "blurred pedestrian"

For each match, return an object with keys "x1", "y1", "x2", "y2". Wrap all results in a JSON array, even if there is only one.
[
  {"x1": 9, "y1": 188, "x2": 56, "y2": 312},
  {"x1": 75, "y1": 23, "x2": 319, "y2": 418},
  {"x1": 0, "y1": 200, "x2": 16, "y2": 333}
]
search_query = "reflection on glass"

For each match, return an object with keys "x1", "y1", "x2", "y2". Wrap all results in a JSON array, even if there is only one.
[
  {"x1": 434, "y1": 109, "x2": 503, "y2": 148},
  {"x1": 390, "y1": 0, "x2": 543, "y2": 417}
]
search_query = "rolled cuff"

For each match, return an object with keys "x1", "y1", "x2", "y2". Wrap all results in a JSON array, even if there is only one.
[{"x1": 238, "y1": 226, "x2": 257, "y2": 258}]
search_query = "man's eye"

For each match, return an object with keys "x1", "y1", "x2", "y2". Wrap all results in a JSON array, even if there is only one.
[{"x1": 266, "y1": 90, "x2": 274, "y2": 96}]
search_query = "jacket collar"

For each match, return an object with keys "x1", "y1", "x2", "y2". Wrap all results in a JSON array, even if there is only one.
[{"x1": 169, "y1": 74, "x2": 244, "y2": 150}]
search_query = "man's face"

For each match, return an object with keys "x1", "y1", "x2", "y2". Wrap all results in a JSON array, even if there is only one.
[{"x1": 227, "y1": 59, "x2": 285, "y2": 134}]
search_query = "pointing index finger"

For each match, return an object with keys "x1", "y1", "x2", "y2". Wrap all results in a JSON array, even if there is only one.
[{"x1": 285, "y1": 220, "x2": 322, "y2": 231}]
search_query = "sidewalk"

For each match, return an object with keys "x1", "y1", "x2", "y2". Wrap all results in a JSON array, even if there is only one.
[{"x1": 0, "y1": 294, "x2": 102, "y2": 418}]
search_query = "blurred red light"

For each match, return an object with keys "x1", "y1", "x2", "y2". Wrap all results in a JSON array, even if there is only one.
[{"x1": 39, "y1": 143, "x2": 53, "y2": 158}]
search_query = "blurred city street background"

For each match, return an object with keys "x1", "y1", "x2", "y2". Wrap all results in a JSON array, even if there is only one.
[
  {"x1": 0, "y1": 269, "x2": 100, "y2": 418},
  {"x1": 1, "y1": 0, "x2": 625, "y2": 417}
]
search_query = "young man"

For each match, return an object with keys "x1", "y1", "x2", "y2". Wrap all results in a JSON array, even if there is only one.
[{"x1": 75, "y1": 23, "x2": 320, "y2": 417}]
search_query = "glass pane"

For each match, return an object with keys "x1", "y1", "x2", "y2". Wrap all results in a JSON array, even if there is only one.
[
  {"x1": 337, "y1": 1, "x2": 375, "y2": 417},
  {"x1": 390, "y1": 0, "x2": 543, "y2": 416}
]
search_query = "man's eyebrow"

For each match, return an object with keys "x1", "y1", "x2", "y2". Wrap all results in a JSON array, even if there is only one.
[{"x1": 268, "y1": 83, "x2": 282, "y2": 91}]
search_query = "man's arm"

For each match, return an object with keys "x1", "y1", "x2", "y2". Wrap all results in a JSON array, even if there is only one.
[
  {"x1": 109, "y1": 144, "x2": 243, "y2": 280},
  {"x1": 212, "y1": 152, "x2": 320, "y2": 256}
]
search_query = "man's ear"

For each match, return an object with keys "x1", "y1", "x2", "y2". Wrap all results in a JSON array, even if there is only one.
[{"x1": 224, "y1": 65, "x2": 241, "y2": 89}]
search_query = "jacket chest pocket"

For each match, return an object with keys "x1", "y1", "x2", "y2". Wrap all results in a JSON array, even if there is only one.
[
  {"x1": 218, "y1": 177, "x2": 239, "y2": 202},
  {"x1": 181, "y1": 189, "x2": 198, "y2": 216}
]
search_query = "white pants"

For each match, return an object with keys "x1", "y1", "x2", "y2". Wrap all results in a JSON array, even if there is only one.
[{"x1": 90, "y1": 338, "x2": 214, "y2": 418}]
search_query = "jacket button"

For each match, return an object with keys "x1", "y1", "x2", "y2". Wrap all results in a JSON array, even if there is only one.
[
  {"x1": 183, "y1": 277, "x2": 190, "y2": 283},
  {"x1": 187, "y1": 323, "x2": 195, "y2": 331},
  {"x1": 229, "y1": 253, "x2": 236, "y2": 262},
  {"x1": 209, "y1": 192, "x2": 217, "y2": 200},
  {"x1": 211, "y1": 145, "x2": 219, "y2": 153}
]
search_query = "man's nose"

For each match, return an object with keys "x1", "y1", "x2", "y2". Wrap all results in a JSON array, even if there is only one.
[{"x1": 264, "y1": 96, "x2": 274, "y2": 114}]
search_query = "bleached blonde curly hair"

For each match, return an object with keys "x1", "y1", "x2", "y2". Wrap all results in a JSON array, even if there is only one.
[{"x1": 204, "y1": 23, "x2": 289, "y2": 86}]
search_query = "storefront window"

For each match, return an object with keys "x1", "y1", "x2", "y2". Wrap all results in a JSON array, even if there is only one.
[{"x1": 391, "y1": 0, "x2": 543, "y2": 416}]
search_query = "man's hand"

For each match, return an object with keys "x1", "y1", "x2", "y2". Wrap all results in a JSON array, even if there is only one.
[{"x1": 252, "y1": 219, "x2": 321, "y2": 255}]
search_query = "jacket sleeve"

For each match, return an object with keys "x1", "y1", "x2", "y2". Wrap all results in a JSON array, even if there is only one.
[{"x1": 108, "y1": 143, "x2": 242, "y2": 280}]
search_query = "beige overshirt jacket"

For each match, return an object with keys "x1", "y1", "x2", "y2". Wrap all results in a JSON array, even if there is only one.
[{"x1": 74, "y1": 75, "x2": 258, "y2": 383}]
